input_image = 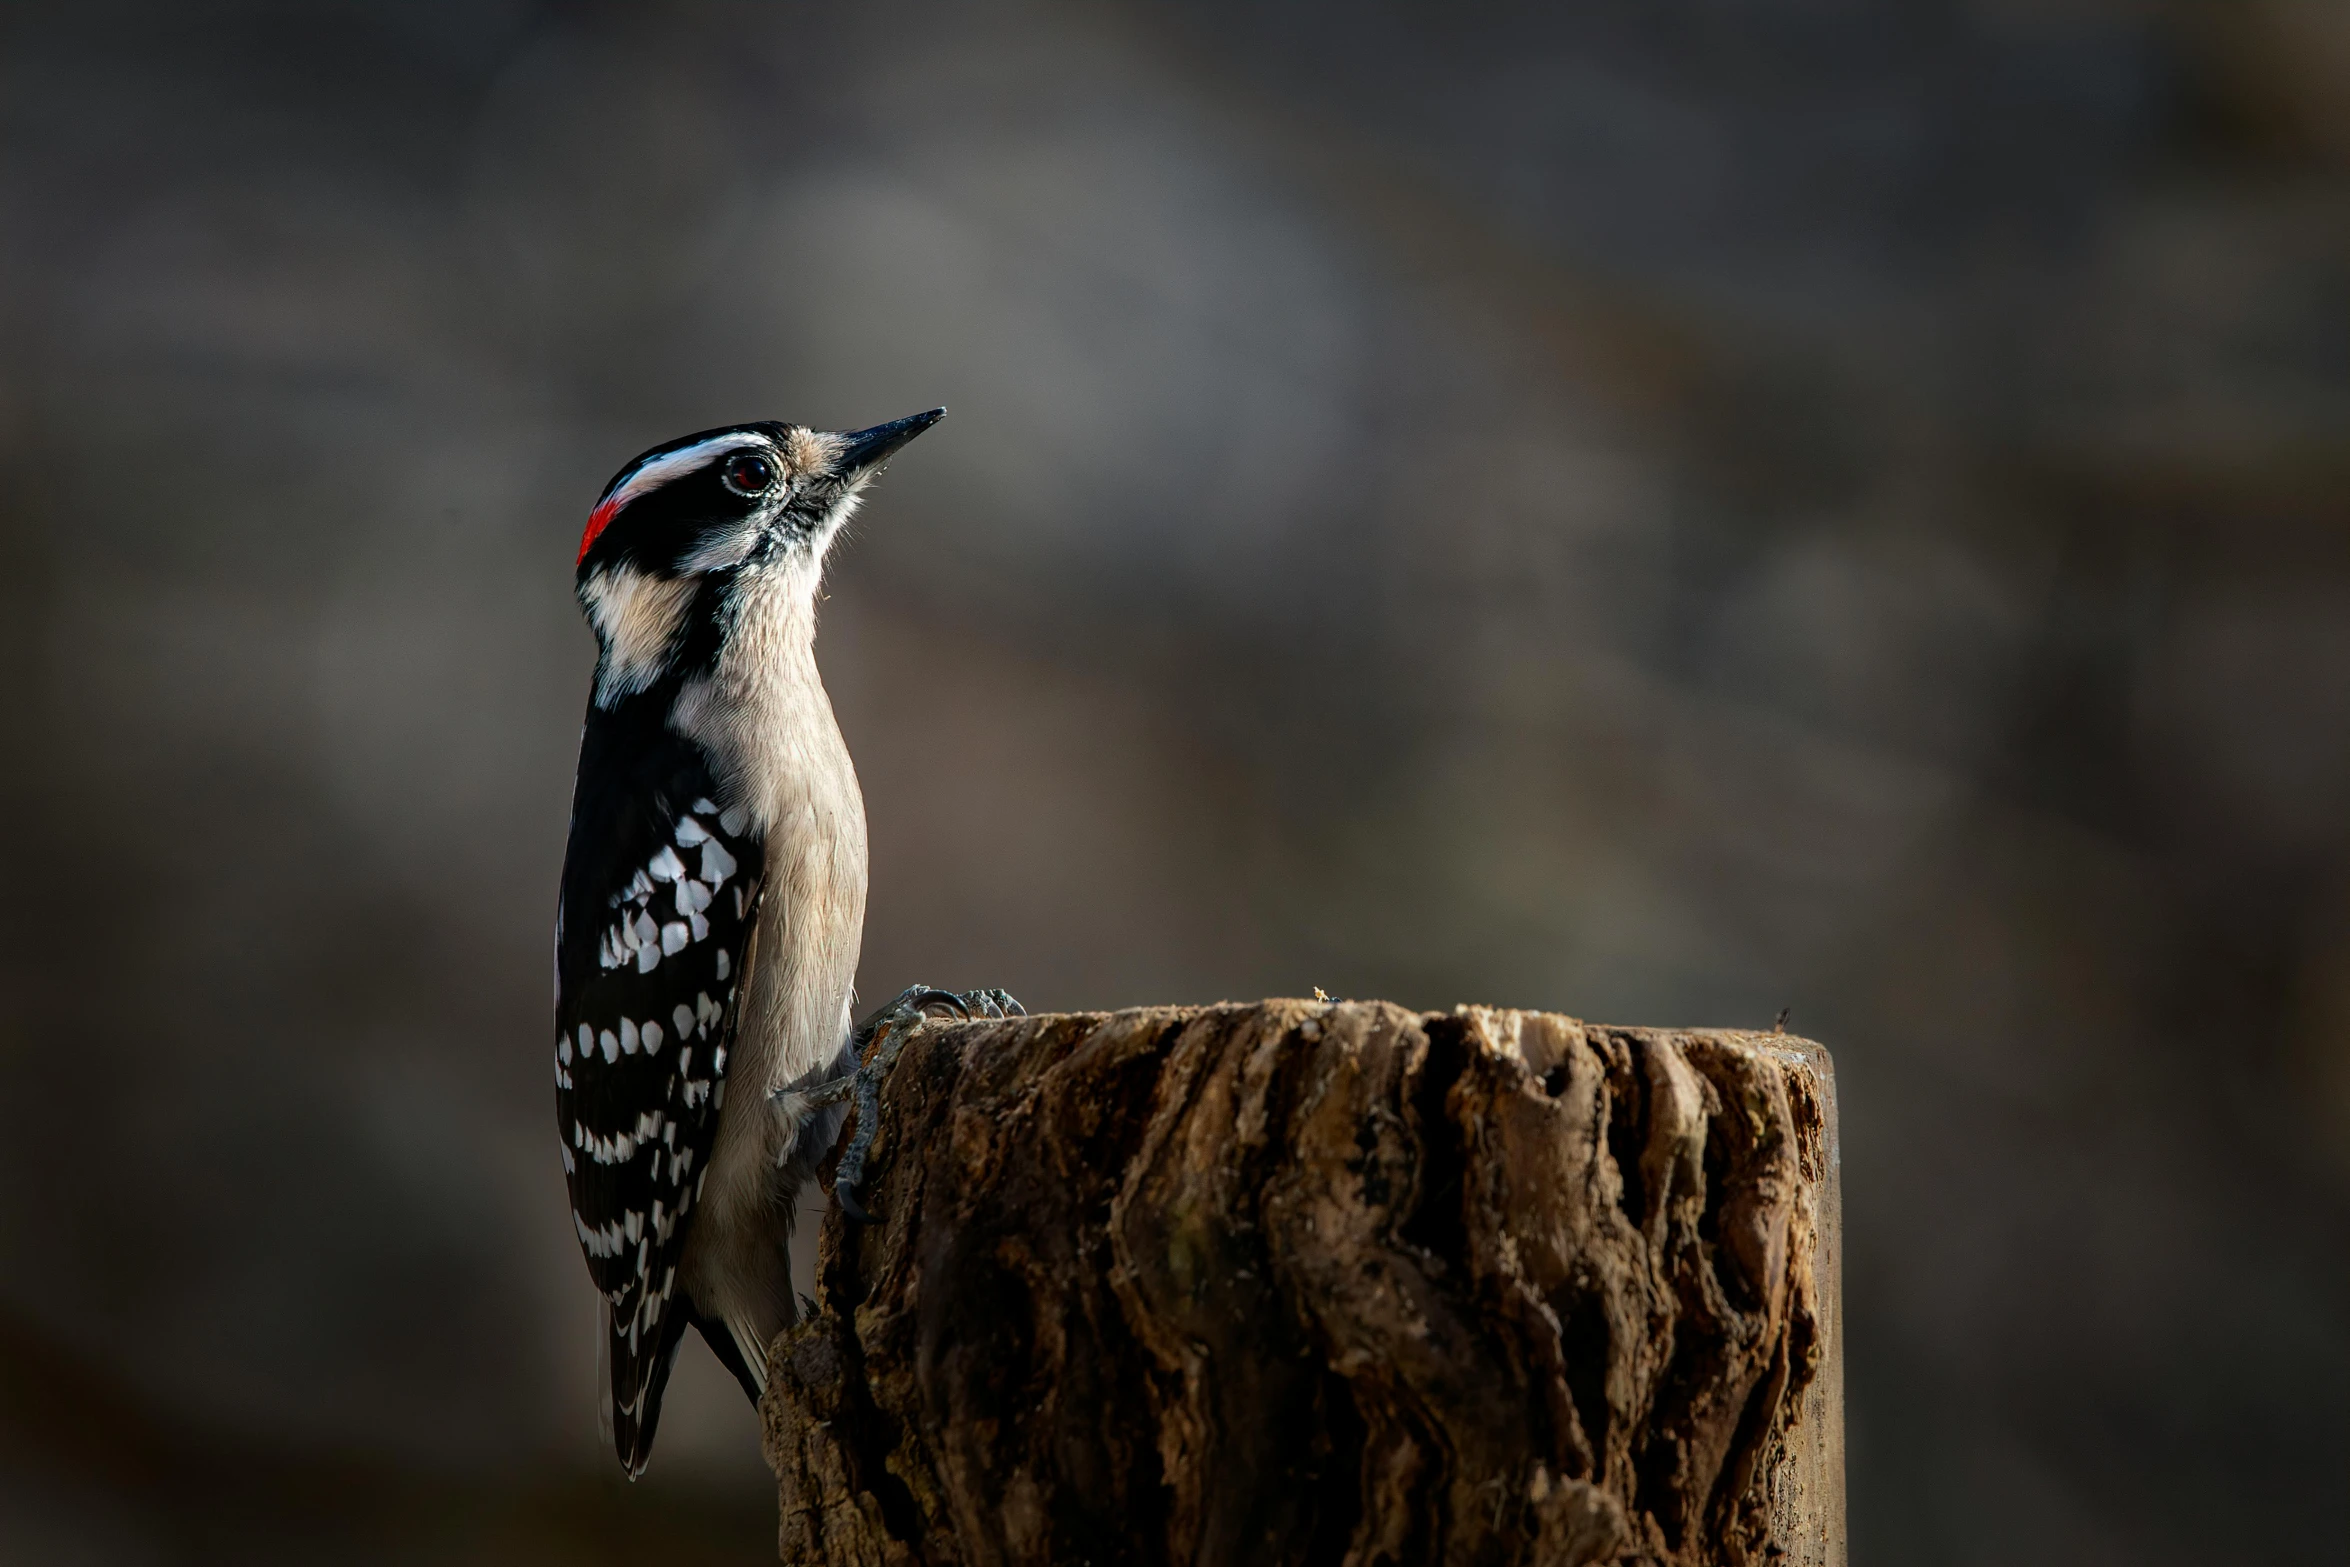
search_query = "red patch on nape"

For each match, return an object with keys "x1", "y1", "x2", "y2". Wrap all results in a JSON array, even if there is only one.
[{"x1": 577, "y1": 494, "x2": 623, "y2": 567}]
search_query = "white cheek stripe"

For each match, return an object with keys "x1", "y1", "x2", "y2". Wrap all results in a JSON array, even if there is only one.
[{"x1": 583, "y1": 566, "x2": 697, "y2": 707}]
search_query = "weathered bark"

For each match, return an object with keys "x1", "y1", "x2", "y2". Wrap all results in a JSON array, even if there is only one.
[{"x1": 762, "y1": 1001, "x2": 1843, "y2": 1567}]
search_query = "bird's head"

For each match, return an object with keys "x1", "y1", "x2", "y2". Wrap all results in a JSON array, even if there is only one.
[{"x1": 573, "y1": 409, "x2": 942, "y2": 703}]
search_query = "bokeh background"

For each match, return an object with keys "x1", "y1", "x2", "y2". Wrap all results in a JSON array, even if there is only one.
[{"x1": 3, "y1": 1, "x2": 2346, "y2": 1561}]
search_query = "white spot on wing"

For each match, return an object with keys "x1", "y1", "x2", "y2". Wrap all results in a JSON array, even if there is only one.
[
  {"x1": 643, "y1": 1020, "x2": 664, "y2": 1054},
  {"x1": 660, "y1": 922, "x2": 688, "y2": 955},
  {"x1": 620, "y1": 1018, "x2": 640, "y2": 1055},
  {"x1": 600, "y1": 1029, "x2": 619, "y2": 1065},
  {"x1": 699, "y1": 839, "x2": 737, "y2": 887},
  {"x1": 714, "y1": 949, "x2": 730, "y2": 981}
]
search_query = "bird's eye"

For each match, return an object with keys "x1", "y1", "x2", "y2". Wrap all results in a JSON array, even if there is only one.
[{"x1": 720, "y1": 453, "x2": 776, "y2": 496}]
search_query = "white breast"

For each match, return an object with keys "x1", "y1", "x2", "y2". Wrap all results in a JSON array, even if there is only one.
[{"x1": 670, "y1": 559, "x2": 868, "y2": 1328}]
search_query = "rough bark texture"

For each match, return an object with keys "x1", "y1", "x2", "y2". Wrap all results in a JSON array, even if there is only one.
[{"x1": 762, "y1": 1001, "x2": 1841, "y2": 1566}]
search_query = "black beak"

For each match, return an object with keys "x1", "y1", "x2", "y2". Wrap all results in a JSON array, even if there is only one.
[{"x1": 834, "y1": 408, "x2": 945, "y2": 476}]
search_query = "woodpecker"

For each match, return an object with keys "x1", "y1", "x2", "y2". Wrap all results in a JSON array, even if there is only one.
[{"x1": 554, "y1": 410, "x2": 1016, "y2": 1476}]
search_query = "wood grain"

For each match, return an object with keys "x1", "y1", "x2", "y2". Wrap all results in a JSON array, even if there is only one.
[{"x1": 763, "y1": 1000, "x2": 1842, "y2": 1566}]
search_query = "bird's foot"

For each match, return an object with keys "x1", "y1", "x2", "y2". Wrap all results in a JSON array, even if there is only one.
[{"x1": 832, "y1": 983, "x2": 1024, "y2": 1224}]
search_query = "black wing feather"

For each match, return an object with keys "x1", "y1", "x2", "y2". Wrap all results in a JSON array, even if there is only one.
[{"x1": 555, "y1": 693, "x2": 762, "y2": 1475}]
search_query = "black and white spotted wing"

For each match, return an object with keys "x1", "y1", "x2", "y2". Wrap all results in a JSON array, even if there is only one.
[{"x1": 555, "y1": 703, "x2": 762, "y2": 1475}]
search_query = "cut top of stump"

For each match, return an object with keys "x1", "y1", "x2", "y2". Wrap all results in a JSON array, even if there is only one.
[{"x1": 766, "y1": 1000, "x2": 1843, "y2": 1567}]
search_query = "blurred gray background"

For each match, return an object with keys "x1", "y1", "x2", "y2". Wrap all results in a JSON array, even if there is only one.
[{"x1": 2, "y1": 1, "x2": 2346, "y2": 1562}]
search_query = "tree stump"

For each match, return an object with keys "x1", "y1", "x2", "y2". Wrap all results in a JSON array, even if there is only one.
[{"x1": 762, "y1": 1001, "x2": 1843, "y2": 1567}]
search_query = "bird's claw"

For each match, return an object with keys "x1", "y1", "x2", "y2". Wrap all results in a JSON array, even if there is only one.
[
  {"x1": 958, "y1": 987, "x2": 1025, "y2": 1020},
  {"x1": 833, "y1": 983, "x2": 1024, "y2": 1224}
]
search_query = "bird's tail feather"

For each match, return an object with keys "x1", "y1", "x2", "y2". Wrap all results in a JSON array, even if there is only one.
[
  {"x1": 693, "y1": 1307, "x2": 768, "y2": 1406},
  {"x1": 596, "y1": 1296, "x2": 616, "y2": 1453},
  {"x1": 606, "y1": 1295, "x2": 689, "y2": 1479}
]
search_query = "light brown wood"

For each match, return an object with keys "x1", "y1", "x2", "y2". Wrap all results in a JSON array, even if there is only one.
[{"x1": 763, "y1": 1000, "x2": 1844, "y2": 1566}]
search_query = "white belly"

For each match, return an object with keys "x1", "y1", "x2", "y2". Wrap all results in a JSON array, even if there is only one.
[{"x1": 676, "y1": 800, "x2": 867, "y2": 1372}]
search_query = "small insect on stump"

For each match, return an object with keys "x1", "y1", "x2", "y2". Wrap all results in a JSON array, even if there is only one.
[{"x1": 762, "y1": 1001, "x2": 1843, "y2": 1567}]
